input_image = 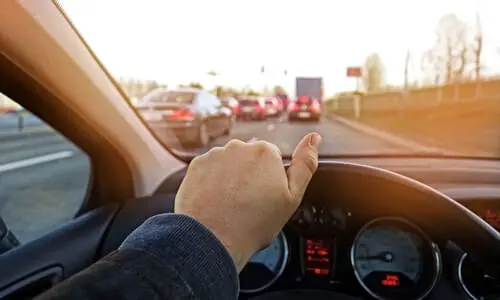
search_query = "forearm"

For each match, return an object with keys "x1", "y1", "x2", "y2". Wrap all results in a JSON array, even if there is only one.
[{"x1": 36, "y1": 214, "x2": 239, "y2": 300}]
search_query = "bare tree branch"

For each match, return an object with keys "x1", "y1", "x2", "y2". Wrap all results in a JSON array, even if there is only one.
[{"x1": 362, "y1": 53, "x2": 385, "y2": 93}]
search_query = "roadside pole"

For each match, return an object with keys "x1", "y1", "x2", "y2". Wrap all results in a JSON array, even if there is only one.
[
  {"x1": 355, "y1": 77, "x2": 361, "y2": 119},
  {"x1": 17, "y1": 112, "x2": 24, "y2": 132},
  {"x1": 347, "y1": 66, "x2": 362, "y2": 120}
]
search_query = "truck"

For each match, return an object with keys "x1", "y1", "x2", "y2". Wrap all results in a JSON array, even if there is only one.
[
  {"x1": 288, "y1": 77, "x2": 324, "y2": 122},
  {"x1": 295, "y1": 77, "x2": 324, "y2": 103}
]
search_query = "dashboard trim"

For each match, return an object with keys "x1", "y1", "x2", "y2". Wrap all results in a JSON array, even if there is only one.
[
  {"x1": 350, "y1": 217, "x2": 442, "y2": 300},
  {"x1": 457, "y1": 253, "x2": 478, "y2": 300},
  {"x1": 240, "y1": 231, "x2": 290, "y2": 294}
]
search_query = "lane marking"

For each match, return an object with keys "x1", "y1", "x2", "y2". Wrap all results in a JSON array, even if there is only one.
[
  {"x1": 0, "y1": 150, "x2": 74, "y2": 173},
  {"x1": 267, "y1": 124, "x2": 275, "y2": 131},
  {"x1": 247, "y1": 137, "x2": 258, "y2": 142}
]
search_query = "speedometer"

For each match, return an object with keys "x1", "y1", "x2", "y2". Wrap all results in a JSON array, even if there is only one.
[
  {"x1": 351, "y1": 217, "x2": 441, "y2": 300},
  {"x1": 239, "y1": 232, "x2": 289, "y2": 293}
]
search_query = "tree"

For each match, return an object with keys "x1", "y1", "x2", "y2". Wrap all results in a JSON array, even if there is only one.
[
  {"x1": 188, "y1": 82, "x2": 204, "y2": 89},
  {"x1": 428, "y1": 14, "x2": 469, "y2": 84},
  {"x1": 404, "y1": 49, "x2": 410, "y2": 90},
  {"x1": 421, "y1": 48, "x2": 444, "y2": 86},
  {"x1": 207, "y1": 70, "x2": 218, "y2": 76},
  {"x1": 214, "y1": 86, "x2": 224, "y2": 98},
  {"x1": 362, "y1": 52, "x2": 385, "y2": 93},
  {"x1": 145, "y1": 80, "x2": 160, "y2": 93},
  {"x1": 273, "y1": 86, "x2": 286, "y2": 95},
  {"x1": 247, "y1": 90, "x2": 260, "y2": 97},
  {"x1": 471, "y1": 12, "x2": 483, "y2": 80}
]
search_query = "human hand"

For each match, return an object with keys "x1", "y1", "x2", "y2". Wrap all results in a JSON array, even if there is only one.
[{"x1": 175, "y1": 132, "x2": 321, "y2": 271}]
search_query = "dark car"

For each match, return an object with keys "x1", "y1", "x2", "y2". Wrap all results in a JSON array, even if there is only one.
[
  {"x1": 238, "y1": 97, "x2": 267, "y2": 120},
  {"x1": 288, "y1": 96, "x2": 321, "y2": 122},
  {"x1": 136, "y1": 88, "x2": 233, "y2": 147}
]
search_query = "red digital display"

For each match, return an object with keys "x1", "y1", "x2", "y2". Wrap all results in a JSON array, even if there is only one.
[
  {"x1": 304, "y1": 239, "x2": 332, "y2": 276},
  {"x1": 482, "y1": 209, "x2": 500, "y2": 229},
  {"x1": 381, "y1": 274, "x2": 400, "y2": 287}
]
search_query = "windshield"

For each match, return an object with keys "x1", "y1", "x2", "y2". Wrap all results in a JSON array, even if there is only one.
[{"x1": 60, "y1": 1, "x2": 500, "y2": 159}]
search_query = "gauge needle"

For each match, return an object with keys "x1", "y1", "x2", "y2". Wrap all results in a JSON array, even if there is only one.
[{"x1": 356, "y1": 252, "x2": 394, "y2": 262}]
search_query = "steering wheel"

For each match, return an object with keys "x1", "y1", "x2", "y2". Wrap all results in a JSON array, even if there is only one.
[{"x1": 101, "y1": 161, "x2": 500, "y2": 299}]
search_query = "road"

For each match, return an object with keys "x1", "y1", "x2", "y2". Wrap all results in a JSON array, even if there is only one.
[
  {"x1": 0, "y1": 114, "x2": 44, "y2": 131},
  {"x1": 0, "y1": 116, "x2": 410, "y2": 243}
]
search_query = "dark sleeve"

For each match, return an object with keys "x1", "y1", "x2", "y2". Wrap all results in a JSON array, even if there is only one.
[{"x1": 36, "y1": 214, "x2": 239, "y2": 300}]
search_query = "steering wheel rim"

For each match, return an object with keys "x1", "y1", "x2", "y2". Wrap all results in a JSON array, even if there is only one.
[
  {"x1": 295, "y1": 160, "x2": 500, "y2": 278},
  {"x1": 101, "y1": 160, "x2": 500, "y2": 300}
]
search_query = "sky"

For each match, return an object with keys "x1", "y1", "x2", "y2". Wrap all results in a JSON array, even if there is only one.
[{"x1": 58, "y1": 0, "x2": 500, "y2": 97}]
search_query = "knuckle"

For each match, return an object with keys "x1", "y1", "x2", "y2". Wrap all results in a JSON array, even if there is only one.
[
  {"x1": 252, "y1": 141, "x2": 272, "y2": 154},
  {"x1": 226, "y1": 139, "x2": 244, "y2": 149},
  {"x1": 252, "y1": 141, "x2": 280, "y2": 157},
  {"x1": 188, "y1": 154, "x2": 205, "y2": 170},
  {"x1": 210, "y1": 146, "x2": 224, "y2": 154}
]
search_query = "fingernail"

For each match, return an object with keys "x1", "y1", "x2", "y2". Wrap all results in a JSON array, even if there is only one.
[{"x1": 310, "y1": 133, "x2": 321, "y2": 149}]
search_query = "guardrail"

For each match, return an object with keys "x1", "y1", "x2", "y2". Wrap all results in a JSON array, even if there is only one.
[
  {"x1": 326, "y1": 79, "x2": 500, "y2": 117},
  {"x1": 324, "y1": 79, "x2": 500, "y2": 156}
]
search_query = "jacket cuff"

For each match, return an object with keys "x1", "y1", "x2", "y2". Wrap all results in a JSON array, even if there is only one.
[{"x1": 119, "y1": 213, "x2": 239, "y2": 299}]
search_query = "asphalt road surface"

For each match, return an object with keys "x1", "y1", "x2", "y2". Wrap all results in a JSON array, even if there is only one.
[
  {"x1": 0, "y1": 116, "x2": 411, "y2": 243},
  {"x1": 0, "y1": 114, "x2": 44, "y2": 131}
]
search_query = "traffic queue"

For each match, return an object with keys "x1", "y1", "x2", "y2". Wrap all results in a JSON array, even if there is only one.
[{"x1": 133, "y1": 77, "x2": 324, "y2": 147}]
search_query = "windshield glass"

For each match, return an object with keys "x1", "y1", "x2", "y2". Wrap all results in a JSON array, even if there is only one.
[{"x1": 59, "y1": 0, "x2": 500, "y2": 158}]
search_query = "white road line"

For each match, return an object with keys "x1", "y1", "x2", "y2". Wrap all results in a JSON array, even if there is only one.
[
  {"x1": 267, "y1": 124, "x2": 275, "y2": 131},
  {"x1": 0, "y1": 150, "x2": 74, "y2": 173},
  {"x1": 248, "y1": 137, "x2": 258, "y2": 142}
]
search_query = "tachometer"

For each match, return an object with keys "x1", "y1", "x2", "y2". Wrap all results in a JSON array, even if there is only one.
[
  {"x1": 458, "y1": 253, "x2": 500, "y2": 300},
  {"x1": 351, "y1": 217, "x2": 441, "y2": 300},
  {"x1": 239, "y1": 232, "x2": 289, "y2": 293}
]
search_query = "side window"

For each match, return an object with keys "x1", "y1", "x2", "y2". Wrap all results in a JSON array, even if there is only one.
[{"x1": 0, "y1": 94, "x2": 90, "y2": 249}]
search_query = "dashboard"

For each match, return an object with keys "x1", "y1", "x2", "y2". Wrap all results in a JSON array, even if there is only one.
[
  {"x1": 238, "y1": 200, "x2": 500, "y2": 300},
  {"x1": 141, "y1": 157, "x2": 500, "y2": 300}
]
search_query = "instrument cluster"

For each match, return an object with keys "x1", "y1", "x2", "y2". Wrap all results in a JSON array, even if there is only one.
[{"x1": 289, "y1": 204, "x2": 347, "y2": 233}]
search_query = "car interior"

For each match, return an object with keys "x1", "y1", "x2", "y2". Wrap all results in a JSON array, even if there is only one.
[{"x1": 2, "y1": 1, "x2": 500, "y2": 300}]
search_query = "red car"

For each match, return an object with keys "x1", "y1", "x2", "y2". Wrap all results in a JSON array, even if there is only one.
[
  {"x1": 238, "y1": 97, "x2": 267, "y2": 120},
  {"x1": 287, "y1": 96, "x2": 321, "y2": 122},
  {"x1": 264, "y1": 97, "x2": 283, "y2": 117}
]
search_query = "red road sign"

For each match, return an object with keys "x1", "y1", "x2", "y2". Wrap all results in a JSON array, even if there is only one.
[{"x1": 346, "y1": 67, "x2": 362, "y2": 77}]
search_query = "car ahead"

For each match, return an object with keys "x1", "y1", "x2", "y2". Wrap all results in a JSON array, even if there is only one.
[
  {"x1": 264, "y1": 97, "x2": 283, "y2": 117},
  {"x1": 287, "y1": 96, "x2": 321, "y2": 122},
  {"x1": 136, "y1": 88, "x2": 232, "y2": 147},
  {"x1": 237, "y1": 96, "x2": 267, "y2": 121},
  {"x1": 276, "y1": 93, "x2": 290, "y2": 110},
  {"x1": 221, "y1": 96, "x2": 240, "y2": 117}
]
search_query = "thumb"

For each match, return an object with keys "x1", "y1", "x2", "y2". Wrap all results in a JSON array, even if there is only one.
[{"x1": 287, "y1": 132, "x2": 321, "y2": 201}]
